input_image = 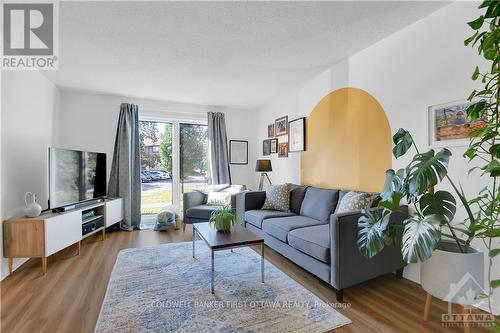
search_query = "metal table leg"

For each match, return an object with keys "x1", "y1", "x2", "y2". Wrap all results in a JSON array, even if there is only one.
[
  {"x1": 261, "y1": 243, "x2": 265, "y2": 283},
  {"x1": 192, "y1": 227, "x2": 195, "y2": 258},
  {"x1": 211, "y1": 250, "x2": 215, "y2": 293}
]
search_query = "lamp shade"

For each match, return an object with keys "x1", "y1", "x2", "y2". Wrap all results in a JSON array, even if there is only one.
[{"x1": 255, "y1": 159, "x2": 272, "y2": 172}]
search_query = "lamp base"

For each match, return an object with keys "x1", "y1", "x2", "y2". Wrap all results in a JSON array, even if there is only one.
[{"x1": 258, "y1": 173, "x2": 272, "y2": 191}]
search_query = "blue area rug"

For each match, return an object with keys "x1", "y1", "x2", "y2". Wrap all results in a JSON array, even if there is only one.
[{"x1": 95, "y1": 241, "x2": 351, "y2": 332}]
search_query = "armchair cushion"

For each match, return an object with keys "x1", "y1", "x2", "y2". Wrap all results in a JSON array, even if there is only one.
[
  {"x1": 262, "y1": 215, "x2": 324, "y2": 242},
  {"x1": 288, "y1": 224, "x2": 330, "y2": 263},
  {"x1": 185, "y1": 205, "x2": 223, "y2": 220},
  {"x1": 245, "y1": 210, "x2": 295, "y2": 229},
  {"x1": 300, "y1": 187, "x2": 339, "y2": 223}
]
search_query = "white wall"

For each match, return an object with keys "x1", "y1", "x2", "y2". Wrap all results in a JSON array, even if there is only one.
[
  {"x1": 1, "y1": 71, "x2": 61, "y2": 278},
  {"x1": 59, "y1": 90, "x2": 257, "y2": 188},
  {"x1": 254, "y1": 1, "x2": 499, "y2": 313}
]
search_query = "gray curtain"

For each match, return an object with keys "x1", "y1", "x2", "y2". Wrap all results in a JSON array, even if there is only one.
[
  {"x1": 208, "y1": 112, "x2": 232, "y2": 184},
  {"x1": 108, "y1": 103, "x2": 141, "y2": 230}
]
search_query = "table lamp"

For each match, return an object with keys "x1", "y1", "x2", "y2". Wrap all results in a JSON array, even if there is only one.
[{"x1": 256, "y1": 159, "x2": 272, "y2": 191}]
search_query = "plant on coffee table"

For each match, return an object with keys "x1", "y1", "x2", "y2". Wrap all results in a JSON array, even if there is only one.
[{"x1": 209, "y1": 205, "x2": 237, "y2": 233}]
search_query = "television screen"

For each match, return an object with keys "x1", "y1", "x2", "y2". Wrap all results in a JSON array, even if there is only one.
[{"x1": 49, "y1": 148, "x2": 107, "y2": 209}]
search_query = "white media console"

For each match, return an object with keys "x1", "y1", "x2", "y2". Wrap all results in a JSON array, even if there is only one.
[{"x1": 3, "y1": 198, "x2": 123, "y2": 275}]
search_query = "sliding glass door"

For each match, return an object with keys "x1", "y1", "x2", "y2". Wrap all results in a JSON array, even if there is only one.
[
  {"x1": 139, "y1": 120, "x2": 208, "y2": 215},
  {"x1": 139, "y1": 121, "x2": 173, "y2": 215},
  {"x1": 180, "y1": 123, "x2": 209, "y2": 210}
]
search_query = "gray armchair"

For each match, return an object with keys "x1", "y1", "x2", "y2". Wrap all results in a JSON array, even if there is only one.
[{"x1": 182, "y1": 185, "x2": 247, "y2": 231}]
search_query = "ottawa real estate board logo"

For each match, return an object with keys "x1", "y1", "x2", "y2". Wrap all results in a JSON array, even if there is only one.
[{"x1": 2, "y1": 1, "x2": 59, "y2": 70}]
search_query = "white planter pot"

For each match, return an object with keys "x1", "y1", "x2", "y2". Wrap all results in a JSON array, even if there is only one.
[{"x1": 420, "y1": 240, "x2": 484, "y2": 305}]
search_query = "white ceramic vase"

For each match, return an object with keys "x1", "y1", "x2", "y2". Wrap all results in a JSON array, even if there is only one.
[
  {"x1": 420, "y1": 240, "x2": 484, "y2": 305},
  {"x1": 24, "y1": 192, "x2": 42, "y2": 218}
]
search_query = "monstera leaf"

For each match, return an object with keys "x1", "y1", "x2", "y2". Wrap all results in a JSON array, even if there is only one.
[
  {"x1": 357, "y1": 209, "x2": 392, "y2": 259},
  {"x1": 402, "y1": 215, "x2": 441, "y2": 263},
  {"x1": 393, "y1": 129, "x2": 413, "y2": 158},
  {"x1": 379, "y1": 169, "x2": 405, "y2": 211},
  {"x1": 406, "y1": 149, "x2": 452, "y2": 195},
  {"x1": 419, "y1": 190, "x2": 457, "y2": 224}
]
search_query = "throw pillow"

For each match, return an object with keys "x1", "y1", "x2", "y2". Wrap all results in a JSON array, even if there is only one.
[
  {"x1": 300, "y1": 187, "x2": 339, "y2": 222},
  {"x1": 197, "y1": 184, "x2": 230, "y2": 194},
  {"x1": 335, "y1": 191, "x2": 374, "y2": 214},
  {"x1": 262, "y1": 184, "x2": 291, "y2": 212},
  {"x1": 207, "y1": 191, "x2": 232, "y2": 206}
]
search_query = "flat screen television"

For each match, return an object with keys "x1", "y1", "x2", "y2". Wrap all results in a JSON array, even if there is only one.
[{"x1": 49, "y1": 148, "x2": 107, "y2": 209}]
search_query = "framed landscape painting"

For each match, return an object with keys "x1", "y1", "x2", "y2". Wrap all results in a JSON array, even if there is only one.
[
  {"x1": 428, "y1": 100, "x2": 487, "y2": 147},
  {"x1": 288, "y1": 117, "x2": 305, "y2": 152},
  {"x1": 229, "y1": 140, "x2": 248, "y2": 165},
  {"x1": 275, "y1": 116, "x2": 288, "y2": 136}
]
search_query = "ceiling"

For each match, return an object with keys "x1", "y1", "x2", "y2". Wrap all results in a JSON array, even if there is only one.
[{"x1": 44, "y1": 1, "x2": 448, "y2": 110}]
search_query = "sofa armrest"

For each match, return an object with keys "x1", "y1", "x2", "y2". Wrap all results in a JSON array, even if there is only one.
[
  {"x1": 236, "y1": 191, "x2": 266, "y2": 224},
  {"x1": 183, "y1": 191, "x2": 207, "y2": 217},
  {"x1": 329, "y1": 206, "x2": 408, "y2": 290}
]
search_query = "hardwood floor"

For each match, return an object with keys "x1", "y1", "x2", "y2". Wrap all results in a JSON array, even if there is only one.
[{"x1": 1, "y1": 226, "x2": 490, "y2": 333}]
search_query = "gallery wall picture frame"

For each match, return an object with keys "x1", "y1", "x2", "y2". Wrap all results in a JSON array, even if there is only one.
[
  {"x1": 427, "y1": 99, "x2": 486, "y2": 148},
  {"x1": 275, "y1": 116, "x2": 288, "y2": 136},
  {"x1": 229, "y1": 140, "x2": 248, "y2": 165},
  {"x1": 288, "y1": 117, "x2": 306, "y2": 152},
  {"x1": 263, "y1": 139, "x2": 271, "y2": 156},
  {"x1": 268, "y1": 124, "x2": 275, "y2": 138},
  {"x1": 270, "y1": 138, "x2": 278, "y2": 153},
  {"x1": 278, "y1": 142, "x2": 288, "y2": 158}
]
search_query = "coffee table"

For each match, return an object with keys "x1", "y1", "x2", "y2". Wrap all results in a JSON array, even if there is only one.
[{"x1": 192, "y1": 222, "x2": 265, "y2": 293}]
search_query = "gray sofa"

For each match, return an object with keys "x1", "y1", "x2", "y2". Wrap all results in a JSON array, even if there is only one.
[
  {"x1": 183, "y1": 185, "x2": 246, "y2": 231},
  {"x1": 238, "y1": 185, "x2": 407, "y2": 302}
]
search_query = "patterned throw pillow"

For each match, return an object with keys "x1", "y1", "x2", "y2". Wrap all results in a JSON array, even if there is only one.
[
  {"x1": 262, "y1": 184, "x2": 291, "y2": 212},
  {"x1": 336, "y1": 191, "x2": 374, "y2": 214},
  {"x1": 207, "y1": 191, "x2": 232, "y2": 206}
]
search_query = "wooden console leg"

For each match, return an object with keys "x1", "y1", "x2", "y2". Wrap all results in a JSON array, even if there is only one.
[
  {"x1": 77, "y1": 241, "x2": 81, "y2": 255},
  {"x1": 102, "y1": 228, "x2": 105, "y2": 241},
  {"x1": 8, "y1": 257, "x2": 13, "y2": 274},
  {"x1": 457, "y1": 305, "x2": 471, "y2": 333},
  {"x1": 423, "y1": 293, "x2": 432, "y2": 321},
  {"x1": 41, "y1": 257, "x2": 47, "y2": 275}
]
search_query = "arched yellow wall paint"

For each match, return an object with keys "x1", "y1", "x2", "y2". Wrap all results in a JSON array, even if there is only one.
[{"x1": 301, "y1": 88, "x2": 391, "y2": 192}]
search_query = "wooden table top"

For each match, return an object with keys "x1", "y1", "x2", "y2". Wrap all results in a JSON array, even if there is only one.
[{"x1": 193, "y1": 222, "x2": 263, "y2": 250}]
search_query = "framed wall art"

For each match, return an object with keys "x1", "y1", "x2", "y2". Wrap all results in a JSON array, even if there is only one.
[
  {"x1": 270, "y1": 138, "x2": 278, "y2": 153},
  {"x1": 268, "y1": 124, "x2": 275, "y2": 138},
  {"x1": 275, "y1": 116, "x2": 288, "y2": 136},
  {"x1": 278, "y1": 142, "x2": 288, "y2": 158},
  {"x1": 288, "y1": 117, "x2": 306, "y2": 152},
  {"x1": 263, "y1": 139, "x2": 271, "y2": 156},
  {"x1": 229, "y1": 140, "x2": 248, "y2": 165}
]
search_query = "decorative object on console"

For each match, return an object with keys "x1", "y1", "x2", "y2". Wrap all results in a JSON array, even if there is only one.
[
  {"x1": 270, "y1": 139, "x2": 278, "y2": 153},
  {"x1": 255, "y1": 159, "x2": 272, "y2": 191},
  {"x1": 209, "y1": 205, "x2": 237, "y2": 232},
  {"x1": 268, "y1": 124, "x2": 275, "y2": 137},
  {"x1": 262, "y1": 183, "x2": 291, "y2": 212},
  {"x1": 229, "y1": 140, "x2": 248, "y2": 165},
  {"x1": 24, "y1": 192, "x2": 42, "y2": 218},
  {"x1": 275, "y1": 115, "x2": 288, "y2": 136},
  {"x1": 262, "y1": 139, "x2": 271, "y2": 156},
  {"x1": 428, "y1": 99, "x2": 486, "y2": 148},
  {"x1": 288, "y1": 117, "x2": 306, "y2": 152},
  {"x1": 278, "y1": 142, "x2": 288, "y2": 157}
]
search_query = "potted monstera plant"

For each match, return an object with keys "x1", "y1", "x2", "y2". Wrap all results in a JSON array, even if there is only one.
[{"x1": 357, "y1": 1, "x2": 499, "y2": 322}]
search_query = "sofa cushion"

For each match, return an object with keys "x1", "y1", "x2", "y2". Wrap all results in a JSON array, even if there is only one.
[
  {"x1": 245, "y1": 210, "x2": 296, "y2": 229},
  {"x1": 262, "y1": 215, "x2": 324, "y2": 242},
  {"x1": 289, "y1": 184, "x2": 308, "y2": 214},
  {"x1": 262, "y1": 184, "x2": 291, "y2": 212},
  {"x1": 288, "y1": 225, "x2": 331, "y2": 264},
  {"x1": 300, "y1": 187, "x2": 339, "y2": 222},
  {"x1": 185, "y1": 205, "x2": 222, "y2": 220}
]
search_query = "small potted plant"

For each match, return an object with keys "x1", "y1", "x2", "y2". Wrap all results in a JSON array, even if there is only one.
[{"x1": 209, "y1": 205, "x2": 237, "y2": 233}]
